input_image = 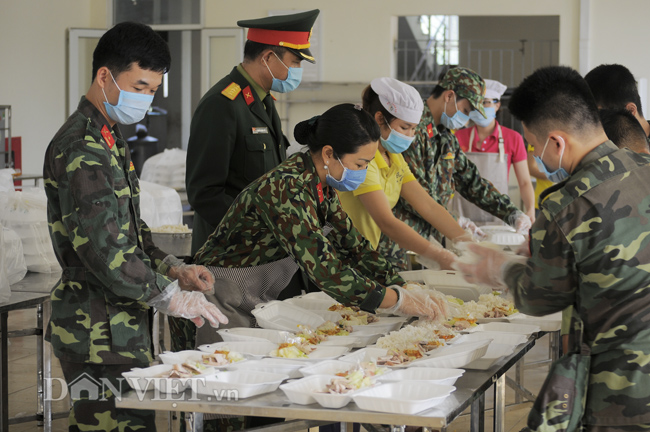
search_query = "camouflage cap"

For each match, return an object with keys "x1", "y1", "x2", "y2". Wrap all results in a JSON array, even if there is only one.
[{"x1": 439, "y1": 67, "x2": 487, "y2": 118}]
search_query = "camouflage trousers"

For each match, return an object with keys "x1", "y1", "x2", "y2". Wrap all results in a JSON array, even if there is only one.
[{"x1": 60, "y1": 360, "x2": 155, "y2": 432}]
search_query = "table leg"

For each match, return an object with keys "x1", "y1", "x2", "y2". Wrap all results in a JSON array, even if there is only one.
[
  {"x1": 550, "y1": 331, "x2": 560, "y2": 362},
  {"x1": 0, "y1": 312, "x2": 7, "y2": 431},
  {"x1": 471, "y1": 393, "x2": 485, "y2": 432},
  {"x1": 493, "y1": 375, "x2": 506, "y2": 432},
  {"x1": 515, "y1": 359, "x2": 523, "y2": 404},
  {"x1": 43, "y1": 300, "x2": 52, "y2": 432},
  {"x1": 390, "y1": 426, "x2": 405, "y2": 432},
  {"x1": 37, "y1": 303, "x2": 44, "y2": 426}
]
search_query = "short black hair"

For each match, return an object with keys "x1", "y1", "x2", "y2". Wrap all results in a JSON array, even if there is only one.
[
  {"x1": 361, "y1": 85, "x2": 396, "y2": 125},
  {"x1": 599, "y1": 108, "x2": 650, "y2": 153},
  {"x1": 92, "y1": 21, "x2": 170, "y2": 81},
  {"x1": 294, "y1": 104, "x2": 380, "y2": 156},
  {"x1": 584, "y1": 64, "x2": 643, "y2": 117},
  {"x1": 243, "y1": 40, "x2": 288, "y2": 61},
  {"x1": 509, "y1": 66, "x2": 602, "y2": 138}
]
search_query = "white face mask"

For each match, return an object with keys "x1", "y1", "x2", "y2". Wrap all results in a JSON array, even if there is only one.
[{"x1": 102, "y1": 70, "x2": 154, "y2": 124}]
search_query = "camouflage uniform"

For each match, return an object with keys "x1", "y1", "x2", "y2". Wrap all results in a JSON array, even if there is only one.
[
  {"x1": 385, "y1": 103, "x2": 520, "y2": 268},
  {"x1": 504, "y1": 141, "x2": 650, "y2": 429},
  {"x1": 43, "y1": 97, "x2": 174, "y2": 431},
  {"x1": 194, "y1": 151, "x2": 404, "y2": 322}
]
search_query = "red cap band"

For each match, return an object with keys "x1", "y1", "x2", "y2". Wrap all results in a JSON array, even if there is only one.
[{"x1": 247, "y1": 28, "x2": 311, "y2": 49}]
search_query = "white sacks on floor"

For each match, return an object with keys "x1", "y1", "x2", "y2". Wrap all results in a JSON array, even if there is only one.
[
  {"x1": 1, "y1": 188, "x2": 60, "y2": 274},
  {"x1": 3, "y1": 226, "x2": 27, "y2": 285},
  {"x1": 139, "y1": 180, "x2": 183, "y2": 229},
  {"x1": 140, "y1": 148, "x2": 186, "y2": 189}
]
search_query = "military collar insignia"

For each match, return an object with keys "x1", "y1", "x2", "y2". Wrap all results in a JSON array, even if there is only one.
[
  {"x1": 242, "y1": 86, "x2": 255, "y2": 106},
  {"x1": 101, "y1": 125, "x2": 115, "y2": 149},
  {"x1": 427, "y1": 123, "x2": 434, "y2": 138},
  {"x1": 316, "y1": 182, "x2": 325, "y2": 203}
]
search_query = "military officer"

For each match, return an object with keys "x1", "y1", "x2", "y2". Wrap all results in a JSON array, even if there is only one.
[
  {"x1": 186, "y1": 9, "x2": 320, "y2": 254},
  {"x1": 386, "y1": 67, "x2": 531, "y2": 269},
  {"x1": 43, "y1": 22, "x2": 227, "y2": 431},
  {"x1": 194, "y1": 104, "x2": 450, "y2": 341},
  {"x1": 458, "y1": 66, "x2": 650, "y2": 431}
]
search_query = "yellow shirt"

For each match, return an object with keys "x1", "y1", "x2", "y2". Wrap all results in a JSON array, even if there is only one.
[
  {"x1": 527, "y1": 143, "x2": 554, "y2": 209},
  {"x1": 339, "y1": 150, "x2": 416, "y2": 248}
]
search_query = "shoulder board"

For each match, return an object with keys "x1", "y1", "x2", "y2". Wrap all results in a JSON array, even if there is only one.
[{"x1": 221, "y1": 82, "x2": 241, "y2": 100}]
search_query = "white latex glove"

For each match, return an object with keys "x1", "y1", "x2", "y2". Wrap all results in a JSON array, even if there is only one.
[
  {"x1": 421, "y1": 243, "x2": 458, "y2": 270},
  {"x1": 453, "y1": 243, "x2": 510, "y2": 289},
  {"x1": 163, "y1": 255, "x2": 215, "y2": 293},
  {"x1": 149, "y1": 281, "x2": 228, "y2": 328},
  {"x1": 378, "y1": 286, "x2": 450, "y2": 321},
  {"x1": 508, "y1": 211, "x2": 532, "y2": 235},
  {"x1": 458, "y1": 217, "x2": 487, "y2": 240}
]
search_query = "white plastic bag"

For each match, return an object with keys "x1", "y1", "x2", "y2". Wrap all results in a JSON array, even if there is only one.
[
  {"x1": 139, "y1": 180, "x2": 183, "y2": 228},
  {"x1": 1, "y1": 188, "x2": 60, "y2": 273},
  {"x1": 140, "y1": 148, "x2": 187, "y2": 189},
  {"x1": 0, "y1": 225, "x2": 12, "y2": 302},
  {"x1": 3, "y1": 227, "x2": 27, "y2": 284}
]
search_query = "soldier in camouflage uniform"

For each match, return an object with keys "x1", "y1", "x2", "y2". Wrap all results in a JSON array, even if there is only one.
[
  {"x1": 43, "y1": 22, "x2": 226, "y2": 432},
  {"x1": 386, "y1": 67, "x2": 531, "y2": 269},
  {"x1": 194, "y1": 104, "x2": 452, "y2": 343},
  {"x1": 458, "y1": 65, "x2": 650, "y2": 431}
]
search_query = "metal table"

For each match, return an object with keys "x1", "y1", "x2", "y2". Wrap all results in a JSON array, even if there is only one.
[
  {"x1": 3, "y1": 271, "x2": 60, "y2": 432},
  {"x1": 117, "y1": 336, "x2": 538, "y2": 432}
]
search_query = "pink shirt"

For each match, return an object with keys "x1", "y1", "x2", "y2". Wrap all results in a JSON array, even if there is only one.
[{"x1": 455, "y1": 121, "x2": 527, "y2": 173}]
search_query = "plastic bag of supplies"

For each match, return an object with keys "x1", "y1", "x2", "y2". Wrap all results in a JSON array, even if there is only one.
[{"x1": 0, "y1": 224, "x2": 12, "y2": 302}]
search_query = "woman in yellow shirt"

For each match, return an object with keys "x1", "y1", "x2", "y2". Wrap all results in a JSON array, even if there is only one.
[{"x1": 338, "y1": 77, "x2": 468, "y2": 269}]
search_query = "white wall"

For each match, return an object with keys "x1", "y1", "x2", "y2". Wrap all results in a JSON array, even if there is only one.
[
  {"x1": 4, "y1": 0, "x2": 650, "y2": 176},
  {"x1": 0, "y1": 0, "x2": 107, "y2": 176}
]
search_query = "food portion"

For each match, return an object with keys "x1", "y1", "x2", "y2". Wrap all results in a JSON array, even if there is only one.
[
  {"x1": 201, "y1": 349, "x2": 245, "y2": 366},
  {"x1": 160, "y1": 362, "x2": 207, "y2": 378},
  {"x1": 150, "y1": 224, "x2": 191, "y2": 233},
  {"x1": 270, "y1": 342, "x2": 314, "y2": 358},
  {"x1": 444, "y1": 293, "x2": 518, "y2": 329},
  {"x1": 320, "y1": 365, "x2": 380, "y2": 394},
  {"x1": 296, "y1": 325, "x2": 329, "y2": 345},
  {"x1": 316, "y1": 321, "x2": 352, "y2": 336},
  {"x1": 377, "y1": 321, "x2": 457, "y2": 354},
  {"x1": 376, "y1": 350, "x2": 422, "y2": 366},
  {"x1": 329, "y1": 304, "x2": 380, "y2": 326}
]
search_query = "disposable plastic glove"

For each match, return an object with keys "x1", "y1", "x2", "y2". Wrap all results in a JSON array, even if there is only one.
[
  {"x1": 508, "y1": 211, "x2": 532, "y2": 235},
  {"x1": 453, "y1": 243, "x2": 511, "y2": 289},
  {"x1": 163, "y1": 255, "x2": 215, "y2": 294},
  {"x1": 420, "y1": 243, "x2": 458, "y2": 270},
  {"x1": 458, "y1": 217, "x2": 487, "y2": 240},
  {"x1": 378, "y1": 286, "x2": 449, "y2": 321},
  {"x1": 149, "y1": 281, "x2": 228, "y2": 328}
]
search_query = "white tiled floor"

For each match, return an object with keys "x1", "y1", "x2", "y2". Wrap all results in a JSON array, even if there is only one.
[{"x1": 6, "y1": 309, "x2": 549, "y2": 432}]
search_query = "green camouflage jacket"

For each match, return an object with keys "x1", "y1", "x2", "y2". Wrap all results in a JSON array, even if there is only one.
[
  {"x1": 43, "y1": 97, "x2": 172, "y2": 364},
  {"x1": 394, "y1": 104, "x2": 519, "y2": 242},
  {"x1": 194, "y1": 152, "x2": 404, "y2": 311},
  {"x1": 505, "y1": 141, "x2": 650, "y2": 426}
]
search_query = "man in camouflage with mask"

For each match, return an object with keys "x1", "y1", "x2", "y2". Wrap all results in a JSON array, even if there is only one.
[
  {"x1": 458, "y1": 65, "x2": 650, "y2": 431},
  {"x1": 43, "y1": 22, "x2": 227, "y2": 431},
  {"x1": 386, "y1": 67, "x2": 531, "y2": 269}
]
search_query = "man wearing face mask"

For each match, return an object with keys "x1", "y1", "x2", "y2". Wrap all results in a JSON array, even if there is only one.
[
  {"x1": 186, "y1": 9, "x2": 320, "y2": 257},
  {"x1": 456, "y1": 65, "x2": 650, "y2": 432},
  {"x1": 390, "y1": 67, "x2": 530, "y2": 269},
  {"x1": 42, "y1": 22, "x2": 227, "y2": 431},
  {"x1": 455, "y1": 79, "x2": 535, "y2": 223}
]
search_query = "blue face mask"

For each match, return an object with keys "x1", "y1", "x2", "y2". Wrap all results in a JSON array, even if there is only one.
[
  {"x1": 380, "y1": 123, "x2": 415, "y2": 154},
  {"x1": 265, "y1": 52, "x2": 302, "y2": 93},
  {"x1": 469, "y1": 106, "x2": 496, "y2": 127},
  {"x1": 102, "y1": 71, "x2": 154, "y2": 125},
  {"x1": 325, "y1": 157, "x2": 367, "y2": 192},
  {"x1": 534, "y1": 137, "x2": 569, "y2": 183},
  {"x1": 440, "y1": 93, "x2": 470, "y2": 130}
]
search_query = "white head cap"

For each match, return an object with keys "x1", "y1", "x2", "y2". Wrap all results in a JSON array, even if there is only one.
[
  {"x1": 484, "y1": 79, "x2": 508, "y2": 100},
  {"x1": 370, "y1": 77, "x2": 424, "y2": 124}
]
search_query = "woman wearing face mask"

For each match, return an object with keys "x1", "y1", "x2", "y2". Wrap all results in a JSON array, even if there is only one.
[
  {"x1": 455, "y1": 79, "x2": 536, "y2": 223},
  {"x1": 192, "y1": 103, "x2": 450, "y2": 344},
  {"x1": 338, "y1": 78, "x2": 468, "y2": 270}
]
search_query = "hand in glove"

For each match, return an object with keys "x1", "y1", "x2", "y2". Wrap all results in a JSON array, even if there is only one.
[
  {"x1": 421, "y1": 243, "x2": 458, "y2": 270},
  {"x1": 453, "y1": 243, "x2": 510, "y2": 289},
  {"x1": 508, "y1": 211, "x2": 532, "y2": 235},
  {"x1": 163, "y1": 255, "x2": 215, "y2": 294},
  {"x1": 149, "y1": 281, "x2": 228, "y2": 328},
  {"x1": 458, "y1": 217, "x2": 487, "y2": 240},
  {"x1": 379, "y1": 286, "x2": 450, "y2": 321}
]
